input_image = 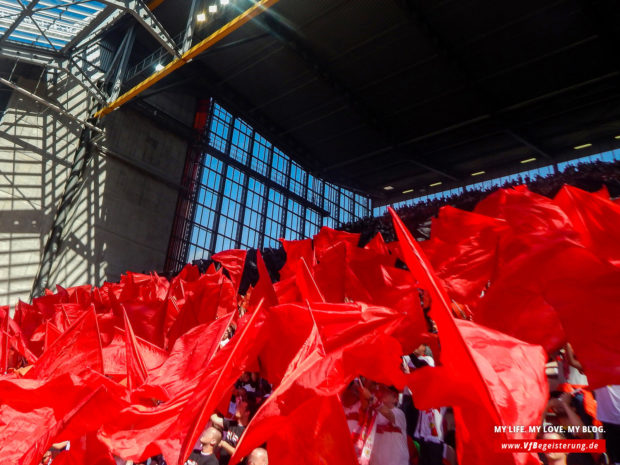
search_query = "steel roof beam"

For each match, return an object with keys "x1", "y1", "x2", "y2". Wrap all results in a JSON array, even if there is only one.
[
  {"x1": 0, "y1": 0, "x2": 42, "y2": 44},
  {"x1": 98, "y1": 0, "x2": 179, "y2": 57},
  {"x1": 251, "y1": 9, "x2": 459, "y2": 182},
  {"x1": 0, "y1": 42, "x2": 107, "y2": 103}
]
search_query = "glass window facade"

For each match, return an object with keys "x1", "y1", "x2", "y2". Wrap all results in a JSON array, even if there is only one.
[{"x1": 179, "y1": 101, "x2": 371, "y2": 262}]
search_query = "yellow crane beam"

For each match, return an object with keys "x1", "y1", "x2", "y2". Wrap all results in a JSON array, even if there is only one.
[{"x1": 94, "y1": 0, "x2": 281, "y2": 118}]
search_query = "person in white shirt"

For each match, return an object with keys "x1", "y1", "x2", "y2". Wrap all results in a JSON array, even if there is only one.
[{"x1": 369, "y1": 385, "x2": 409, "y2": 465}]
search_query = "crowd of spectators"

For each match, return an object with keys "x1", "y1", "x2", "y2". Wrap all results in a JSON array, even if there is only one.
[
  {"x1": 41, "y1": 161, "x2": 620, "y2": 465},
  {"x1": 341, "y1": 159, "x2": 620, "y2": 243}
]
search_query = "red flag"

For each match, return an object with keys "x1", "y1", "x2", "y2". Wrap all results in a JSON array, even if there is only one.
[
  {"x1": 177, "y1": 305, "x2": 268, "y2": 464},
  {"x1": 313, "y1": 226, "x2": 360, "y2": 260},
  {"x1": 51, "y1": 433, "x2": 116, "y2": 465},
  {"x1": 295, "y1": 258, "x2": 325, "y2": 302},
  {"x1": 364, "y1": 232, "x2": 390, "y2": 256},
  {"x1": 279, "y1": 238, "x2": 314, "y2": 279},
  {"x1": 134, "y1": 313, "x2": 233, "y2": 402},
  {"x1": 390, "y1": 207, "x2": 546, "y2": 465},
  {"x1": 0, "y1": 306, "x2": 8, "y2": 373},
  {"x1": 408, "y1": 320, "x2": 547, "y2": 465},
  {"x1": 122, "y1": 305, "x2": 148, "y2": 391},
  {"x1": 26, "y1": 307, "x2": 104, "y2": 380},
  {"x1": 98, "y1": 313, "x2": 238, "y2": 463},
  {"x1": 473, "y1": 185, "x2": 575, "y2": 267},
  {"x1": 421, "y1": 206, "x2": 508, "y2": 306},
  {"x1": 540, "y1": 247, "x2": 620, "y2": 388},
  {"x1": 232, "y1": 301, "x2": 407, "y2": 464},
  {"x1": 44, "y1": 321, "x2": 62, "y2": 352},
  {"x1": 0, "y1": 371, "x2": 107, "y2": 465},
  {"x1": 247, "y1": 250, "x2": 278, "y2": 311},
  {"x1": 102, "y1": 327, "x2": 167, "y2": 380},
  {"x1": 554, "y1": 184, "x2": 620, "y2": 266},
  {"x1": 166, "y1": 269, "x2": 236, "y2": 348},
  {"x1": 212, "y1": 249, "x2": 247, "y2": 292}
]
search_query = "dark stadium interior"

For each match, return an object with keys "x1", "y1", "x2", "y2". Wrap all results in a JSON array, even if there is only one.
[{"x1": 116, "y1": 0, "x2": 620, "y2": 204}]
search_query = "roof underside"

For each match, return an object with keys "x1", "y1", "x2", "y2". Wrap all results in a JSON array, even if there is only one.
[
  {"x1": 3, "y1": 0, "x2": 620, "y2": 205},
  {"x1": 0, "y1": 0, "x2": 107, "y2": 49},
  {"x1": 175, "y1": 0, "x2": 620, "y2": 204}
]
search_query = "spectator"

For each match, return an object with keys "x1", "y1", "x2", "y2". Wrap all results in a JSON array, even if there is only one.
[
  {"x1": 410, "y1": 348, "x2": 446, "y2": 465},
  {"x1": 594, "y1": 385, "x2": 620, "y2": 465},
  {"x1": 184, "y1": 427, "x2": 221, "y2": 465},
  {"x1": 246, "y1": 447, "x2": 268, "y2": 465},
  {"x1": 211, "y1": 395, "x2": 256, "y2": 465},
  {"x1": 544, "y1": 391, "x2": 595, "y2": 465},
  {"x1": 540, "y1": 432, "x2": 568, "y2": 465},
  {"x1": 556, "y1": 343, "x2": 588, "y2": 386},
  {"x1": 369, "y1": 385, "x2": 409, "y2": 465}
]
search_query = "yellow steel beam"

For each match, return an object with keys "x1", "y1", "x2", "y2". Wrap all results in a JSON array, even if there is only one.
[{"x1": 94, "y1": 0, "x2": 281, "y2": 118}]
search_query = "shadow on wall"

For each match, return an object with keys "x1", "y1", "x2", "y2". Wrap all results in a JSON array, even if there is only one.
[
  {"x1": 0, "y1": 64, "x2": 193, "y2": 310},
  {"x1": 0, "y1": 70, "x2": 107, "y2": 309}
]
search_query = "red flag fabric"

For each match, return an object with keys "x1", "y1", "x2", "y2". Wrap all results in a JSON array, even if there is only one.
[
  {"x1": 539, "y1": 246, "x2": 620, "y2": 389},
  {"x1": 101, "y1": 327, "x2": 167, "y2": 380},
  {"x1": 295, "y1": 258, "x2": 326, "y2": 302},
  {"x1": 390, "y1": 207, "x2": 547, "y2": 465},
  {"x1": 364, "y1": 231, "x2": 391, "y2": 256},
  {"x1": 279, "y1": 238, "x2": 314, "y2": 279},
  {"x1": 212, "y1": 249, "x2": 247, "y2": 292},
  {"x1": 0, "y1": 307, "x2": 8, "y2": 373},
  {"x1": 0, "y1": 371, "x2": 110, "y2": 465},
  {"x1": 44, "y1": 321, "x2": 62, "y2": 352},
  {"x1": 98, "y1": 312, "x2": 240, "y2": 464},
  {"x1": 26, "y1": 307, "x2": 103, "y2": 380},
  {"x1": 167, "y1": 269, "x2": 235, "y2": 348},
  {"x1": 313, "y1": 227, "x2": 360, "y2": 260},
  {"x1": 122, "y1": 305, "x2": 148, "y2": 391},
  {"x1": 247, "y1": 250, "x2": 278, "y2": 312},
  {"x1": 134, "y1": 313, "x2": 232, "y2": 402},
  {"x1": 554, "y1": 185, "x2": 620, "y2": 266},
  {"x1": 177, "y1": 306, "x2": 268, "y2": 464},
  {"x1": 51, "y1": 433, "x2": 116, "y2": 465},
  {"x1": 473, "y1": 185, "x2": 575, "y2": 267},
  {"x1": 232, "y1": 301, "x2": 407, "y2": 465},
  {"x1": 421, "y1": 206, "x2": 508, "y2": 306}
]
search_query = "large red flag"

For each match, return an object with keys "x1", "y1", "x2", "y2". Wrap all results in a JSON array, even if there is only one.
[
  {"x1": 122, "y1": 305, "x2": 148, "y2": 391},
  {"x1": 231, "y1": 322, "x2": 356, "y2": 465},
  {"x1": 540, "y1": 247, "x2": 620, "y2": 389},
  {"x1": 177, "y1": 305, "x2": 268, "y2": 464},
  {"x1": 212, "y1": 249, "x2": 247, "y2": 292},
  {"x1": 247, "y1": 250, "x2": 278, "y2": 311},
  {"x1": 98, "y1": 312, "x2": 239, "y2": 463},
  {"x1": 554, "y1": 184, "x2": 620, "y2": 266},
  {"x1": 279, "y1": 238, "x2": 314, "y2": 279},
  {"x1": 134, "y1": 313, "x2": 233, "y2": 402},
  {"x1": 295, "y1": 258, "x2": 325, "y2": 302},
  {"x1": 44, "y1": 321, "x2": 62, "y2": 352},
  {"x1": 26, "y1": 307, "x2": 104, "y2": 380},
  {"x1": 421, "y1": 205, "x2": 508, "y2": 306},
  {"x1": 51, "y1": 433, "x2": 116, "y2": 465},
  {"x1": 0, "y1": 371, "x2": 113, "y2": 465},
  {"x1": 232, "y1": 301, "x2": 407, "y2": 464},
  {"x1": 313, "y1": 226, "x2": 360, "y2": 260},
  {"x1": 166, "y1": 269, "x2": 235, "y2": 347},
  {"x1": 101, "y1": 327, "x2": 167, "y2": 380},
  {"x1": 390, "y1": 207, "x2": 546, "y2": 465}
]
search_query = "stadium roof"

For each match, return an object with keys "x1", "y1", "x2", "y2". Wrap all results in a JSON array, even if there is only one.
[{"x1": 3, "y1": 0, "x2": 620, "y2": 205}]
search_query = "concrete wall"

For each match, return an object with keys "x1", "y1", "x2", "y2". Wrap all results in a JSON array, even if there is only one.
[{"x1": 0, "y1": 62, "x2": 196, "y2": 309}]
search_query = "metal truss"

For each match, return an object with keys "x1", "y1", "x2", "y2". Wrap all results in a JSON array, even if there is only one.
[
  {"x1": 0, "y1": 42, "x2": 107, "y2": 104},
  {"x1": 97, "y1": 0, "x2": 180, "y2": 57}
]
